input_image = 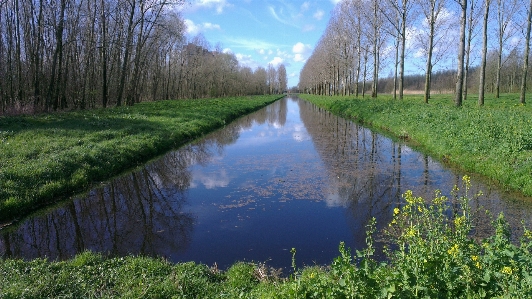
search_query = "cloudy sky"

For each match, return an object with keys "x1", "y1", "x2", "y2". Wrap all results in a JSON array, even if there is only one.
[{"x1": 179, "y1": 0, "x2": 341, "y2": 88}]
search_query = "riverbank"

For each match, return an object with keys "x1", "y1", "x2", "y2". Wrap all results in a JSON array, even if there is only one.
[
  {"x1": 0, "y1": 95, "x2": 282, "y2": 223},
  {"x1": 299, "y1": 93, "x2": 532, "y2": 197},
  {"x1": 2, "y1": 187, "x2": 532, "y2": 298}
]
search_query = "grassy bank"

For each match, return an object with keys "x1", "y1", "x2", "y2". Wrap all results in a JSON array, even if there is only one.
[
  {"x1": 0, "y1": 95, "x2": 282, "y2": 222},
  {"x1": 299, "y1": 93, "x2": 532, "y2": 197},
  {"x1": 2, "y1": 181, "x2": 532, "y2": 298}
]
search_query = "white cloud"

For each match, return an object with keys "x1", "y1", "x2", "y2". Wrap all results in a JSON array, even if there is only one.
[
  {"x1": 184, "y1": 0, "x2": 232, "y2": 14},
  {"x1": 184, "y1": 19, "x2": 221, "y2": 35},
  {"x1": 203, "y1": 22, "x2": 221, "y2": 30},
  {"x1": 301, "y1": 2, "x2": 310, "y2": 11},
  {"x1": 268, "y1": 5, "x2": 299, "y2": 27},
  {"x1": 225, "y1": 37, "x2": 281, "y2": 50},
  {"x1": 313, "y1": 9, "x2": 324, "y2": 21},
  {"x1": 292, "y1": 42, "x2": 312, "y2": 62},
  {"x1": 269, "y1": 57, "x2": 284, "y2": 67},
  {"x1": 184, "y1": 19, "x2": 200, "y2": 35},
  {"x1": 277, "y1": 49, "x2": 289, "y2": 57},
  {"x1": 191, "y1": 169, "x2": 230, "y2": 189},
  {"x1": 302, "y1": 24, "x2": 315, "y2": 32},
  {"x1": 330, "y1": 0, "x2": 342, "y2": 4},
  {"x1": 236, "y1": 53, "x2": 261, "y2": 69}
]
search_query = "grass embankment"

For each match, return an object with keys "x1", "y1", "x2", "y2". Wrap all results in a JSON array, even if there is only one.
[
  {"x1": 0, "y1": 95, "x2": 282, "y2": 223},
  {"x1": 300, "y1": 93, "x2": 532, "y2": 197},
  {"x1": 2, "y1": 180, "x2": 532, "y2": 298}
]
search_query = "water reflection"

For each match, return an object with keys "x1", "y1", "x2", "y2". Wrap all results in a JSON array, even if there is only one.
[
  {"x1": 298, "y1": 100, "x2": 532, "y2": 241},
  {"x1": 1, "y1": 97, "x2": 531, "y2": 269}
]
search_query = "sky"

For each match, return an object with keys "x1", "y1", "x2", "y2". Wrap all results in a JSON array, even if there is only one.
[{"x1": 179, "y1": 0, "x2": 342, "y2": 88}]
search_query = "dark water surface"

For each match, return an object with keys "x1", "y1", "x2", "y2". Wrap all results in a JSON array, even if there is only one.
[{"x1": 1, "y1": 97, "x2": 532, "y2": 270}]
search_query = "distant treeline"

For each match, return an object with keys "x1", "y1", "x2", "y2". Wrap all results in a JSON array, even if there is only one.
[
  {"x1": 378, "y1": 51, "x2": 532, "y2": 95},
  {"x1": 299, "y1": 0, "x2": 532, "y2": 105},
  {"x1": 0, "y1": 0, "x2": 287, "y2": 116}
]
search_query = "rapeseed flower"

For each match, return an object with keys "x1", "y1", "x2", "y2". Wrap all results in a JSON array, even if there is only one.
[{"x1": 501, "y1": 266, "x2": 513, "y2": 275}]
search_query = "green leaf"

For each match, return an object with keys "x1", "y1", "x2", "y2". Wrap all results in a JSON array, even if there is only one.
[{"x1": 338, "y1": 278, "x2": 346, "y2": 287}]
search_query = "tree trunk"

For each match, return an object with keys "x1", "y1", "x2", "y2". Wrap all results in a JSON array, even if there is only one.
[
  {"x1": 116, "y1": 0, "x2": 136, "y2": 107},
  {"x1": 463, "y1": 0, "x2": 475, "y2": 101},
  {"x1": 399, "y1": 0, "x2": 407, "y2": 100},
  {"x1": 424, "y1": 12, "x2": 435, "y2": 104},
  {"x1": 101, "y1": 0, "x2": 108, "y2": 108},
  {"x1": 478, "y1": 0, "x2": 490, "y2": 106},
  {"x1": 32, "y1": 0, "x2": 44, "y2": 111},
  {"x1": 46, "y1": 0, "x2": 67, "y2": 111},
  {"x1": 454, "y1": 0, "x2": 467, "y2": 107},
  {"x1": 520, "y1": 0, "x2": 532, "y2": 104},
  {"x1": 371, "y1": 0, "x2": 379, "y2": 98},
  {"x1": 393, "y1": 21, "x2": 399, "y2": 99}
]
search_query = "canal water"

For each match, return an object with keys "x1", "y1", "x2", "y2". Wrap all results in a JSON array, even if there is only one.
[{"x1": 1, "y1": 96, "x2": 531, "y2": 270}]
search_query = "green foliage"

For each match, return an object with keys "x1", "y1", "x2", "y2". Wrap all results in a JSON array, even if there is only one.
[
  {"x1": 299, "y1": 93, "x2": 532, "y2": 197},
  {"x1": 225, "y1": 262, "x2": 259, "y2": 295},
  {"x1": 0, "y1": 95, "x2": 282, "y2": 222},
  {"x1": 2, "y1": 181, "x2": 532, "y2": 298}
]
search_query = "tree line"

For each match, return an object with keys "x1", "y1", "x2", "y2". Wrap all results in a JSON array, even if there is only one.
[
  {"x1": 0, "y1": 0, "x2": 287, "y2": 116},
  {"x1": 299, "y1": 0, "x2": 532, "y2": 106}
]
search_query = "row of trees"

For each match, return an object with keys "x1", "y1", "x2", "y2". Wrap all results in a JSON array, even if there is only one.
[
  {"x1": 0, "y1": 0, "x2": 287, "y2": 116},
  {"x1": 299, "y1": 0, "x2": 532, "y2": 105}
]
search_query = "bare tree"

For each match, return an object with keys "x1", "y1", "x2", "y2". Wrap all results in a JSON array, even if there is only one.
[
  {"x1": 267, "y1": 64, "x2": 277, "y2": 94},
  {"x1": 417, "y1": 0, "x2": 448, "y2": 103},
  {"x1": 463, "y1": 0, "x2": 482, "y2": 101},
  {"x1": 382, "y1": 0, "x2": 415, "y2": 99},
  {"x1": 520, "y1": 0, "x2": 532, "y2": 104},
  {"x1": 454, "y1": 0, "x2": 468, "y2": 107},
  {"x1": 494, "y1": 0, "x2": 519, "y2": 98},
  {"x1": 478, "y1": 0, "x2": 491, "y2": 106},
  {"x1": 277, "y1": 64, "x2": 288, "y2": 93}
]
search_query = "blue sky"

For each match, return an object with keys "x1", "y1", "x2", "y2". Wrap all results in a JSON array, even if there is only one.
[{"x1": 179, "y1": 0, "x2": 341, "y2": 88}]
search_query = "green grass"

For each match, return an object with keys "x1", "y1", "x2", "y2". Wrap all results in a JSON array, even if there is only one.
[
  {"x1": 299, "y1": 93, "x2": 532, "y2": 197},
  {"x1": 2, "y1": 180, "x2": 532, "y2": 298},
  {"x1": 0, "y1": 95, "x2": 282, "y2": 222}
]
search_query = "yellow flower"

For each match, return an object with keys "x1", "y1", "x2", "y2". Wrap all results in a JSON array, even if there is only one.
[
  {"x1": 462, "y1": 175, "x2": 471, "y2": 188},
  {"x1": 433, "y1": 195, "x2": 447, "y2": 205},
  {"x1": 405, "y1": 227, "x2": 416, "y2": 238},
  {"x1": 403, "y1": 190, "x2": 415, "y2": 204},
  {"x1": 501, "y1": 266, "x2": 513, "y2": 275},
  {"x1": 394, "y1": 208, "x2": 400, "y2": 215},
  {"x1": 524, "y1": 229, "x2": 532, "y2": 240},
  {"x1": 471, "y1": 255, "x2": 478, "y2": 262},
  {"x1": 454, "y1": 216, "x2": 466, "y2": 228},
  {"x1": 447, "y1": 244, "x2": 459, "y2": 257}
]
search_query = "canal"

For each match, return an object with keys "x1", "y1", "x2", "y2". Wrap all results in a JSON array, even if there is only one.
[{"x1": 1, "y1": 96, "x2": 531, "y2": 270}]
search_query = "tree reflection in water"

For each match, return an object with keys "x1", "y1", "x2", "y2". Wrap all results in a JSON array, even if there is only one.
[
  {"x1": 0, "y1": 100, "x2": 286, "y2": 262},
  {"x1": 297, "y1": 99, "x2": 532, "y2": 245}
]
